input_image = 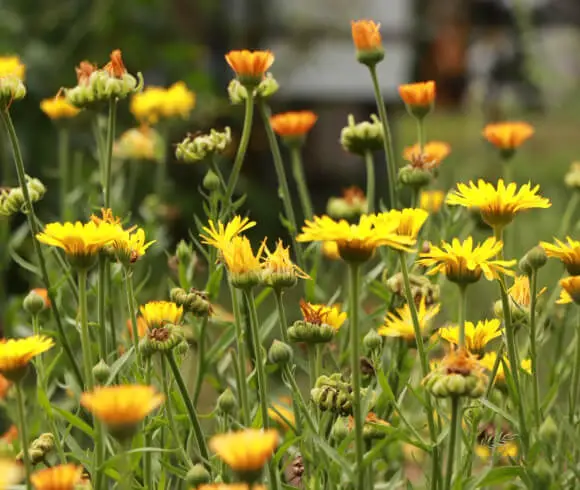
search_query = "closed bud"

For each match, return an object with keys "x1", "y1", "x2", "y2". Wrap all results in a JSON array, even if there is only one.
[
  {"x1": 203, "y1": 170, "x2": 221, "y2": 192},
  {"x1": 23, "y1": 290, "x2": 48, "y2": 316},
  {"x1": 363, "y1": 329, "x2": 382, "y2": 353},
  {"x1": 93, "y1": 360, "x2": 112, "y2": 385},
  {"x1": 519, "y1": 246, "x2": 548, "y2": 275},
  {"x1": 227, "y1": 79, "x2": 248, "y2": 105},
  {"x1": 256, "y1": 73, "x2": 279, "y2": 99},
  {"x1": 175, "y1": 240, "x2": 193, "y2": 264},
  {"x1": 216, "y1": 388, "x2": 236, "y2": 415},
  {"x1": 268, "y1": 340, "x2": 293, "y2": 366},
  {"x1": 340, "y1": 114, "x2": 384, "y2": 155},
  {"x1": 174, "y1": 340, "x2": 189, "y2": 357},
  {"x1": 288, "y1": 320, "x2": 335, "y2": 344},
  {"x1": 185, "y1": 464, "x2": 211, "y2": 487},
  {"x1": 330, "y1": 417, "x2": 349, "y2": 442},
  {"x1": 538, "y1": 415, "x2": 558, "y2": 444},
  {"x1": 398, "y1": 166, "x2": 433, "y2": 190}
]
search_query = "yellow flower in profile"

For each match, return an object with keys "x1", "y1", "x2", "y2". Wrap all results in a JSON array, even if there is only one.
[
  {"x1": 112, "y1": 228, "x2": 155, "y2": 264},
  {"x1": 80, "y1": 385, "x2": 164, "y2": 430},
  {"x1": 0, "y1": 336, "x2": 54, "y2": 378},
  {"x1": 209, "y1": 429, "x2": 279, "y2": 471},
  {"x1": 480, "y1": 352, "x2": 531, "y2": 382},
  {"x1": 0, "y1": 56, "x2": 25, "y2": 80},
  {"x1": 321, "y1": 241, "x2": 341, "y2": 260},
  {"x1": 225, "y1": 50, "x2": 274, "y2": 84},
  {"x1": 446, "y1": 179, "x2": 551, "y2": 228},
  {"x1": 139, "y1": 301, "x2": 183, "y2": 329},
  {"x1": 557, "y1": 288, "x2": 572, "y2": 305},
  {"x1": 261, "y1": 239, "x2": 309, "y2": 289},
  {"x1": 350, "y1": 20, "x2": 382, "y2": 51},
  {"x1": 40, "y1": 96, "x2": 81, "y2": 120},
  {"x1": 270, "y1": 111, "x2": 317, "y2": 138},
  {"x1": 130, "y1": 82, "x2": 195, "y2": 124},
  {"x1": 483, "y1": 121, "x2": 534, "y2": 152},
  {"x1": 31, "y1": 464, "x2": 82, "y2": 490},
  {"x1": 403, "y1": 141, "x2": 451, "y2": 169},
  {"x1": 382, "y1": 208, "x2": 429, "y2": 240},
  {"x1": 220, "y1": 235, "x2": 265, "y2": 275},
  {"x1": 268, "y1": 401, "x2": 295, "y2": 431},
  {"x1": 418, "y1": 237, "x2": 516, "y2": 284},
  {"x1": 439, "y1": 320, "x2": 501, "y2": 357},
  {"x1": 200, "y1": 216, "x2": 256, "y2": 250},
  {"x1": 299, "y1": 300, "x2": 347, "y2": 331},
  {"x1": 398, "y1": 81, "x2": 436, "y2": 107},
  {"x1": 378, "y1": 299, "x2": 440, "y2": 340},
  {"x1": 508, "y1": 275, "x2": 546, "y2": 308},
  {"x1": 161, "y1": 82, "x2": 195, "y2": 119},
  {"x1": 420, "y1": 190, "x2": 445, "y2": 214},
  {"x1": 559, "y1": 276, "x2": 580, "y2": 305},
  {"x1": 0, "y1": 458, "x2": 22, "y2": 489},
  {"x1": 540, "y1": 237, "x2": 580, "y2": 275}
]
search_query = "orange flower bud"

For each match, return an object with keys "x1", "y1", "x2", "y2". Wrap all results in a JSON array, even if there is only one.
[
  {"x1": 225, "y1": 50, "x2": 274, "y2": 88},
  {"x1": 351, "y1": 20, "x2": 384, "y2": 66},
  {"x1": 398, "y1": 81, "x2": 436, "y2": 118},
  {"x1": 270, "y1": 111, "x2": 317, "y2": 143}
]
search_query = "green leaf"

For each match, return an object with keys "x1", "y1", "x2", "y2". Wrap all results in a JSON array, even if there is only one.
[
  {"x1": 474, "y1": 466, "x2": 523, "y2": 487},
  {"x1": 273, "y1": 435, "x2": 301, "y2": 465},
  {"x1": 53, "y1": 406, "x2": 94, "y2": 437},
  {"x1": 479, "y1": 398, "x2": 517, "y2": 426},
  {"x1": 9, "y1": 248, "x2": 40, "y2": 276},
  {"x1": 106, "y1": 347, "x2": 135, "y2": 385}
]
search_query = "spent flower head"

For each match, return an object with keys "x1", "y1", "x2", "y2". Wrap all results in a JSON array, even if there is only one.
[
  {"x1": 0, "y1": 175, "x2": 46, "y2": 217},
  {"x1": 326, "y1": 186, "x2": 368, "y2": 221},
  {"x1": 261, "y1": 239, "x2": 309, "y2": 289},
  {"x1": 175, "y1": 127, "x2": 232, "y2": 163}
]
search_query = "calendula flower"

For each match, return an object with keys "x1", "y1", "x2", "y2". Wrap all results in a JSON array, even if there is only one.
[
  {"x1": 139, "y1": 301, "x2": 183, "y2": 329},
  {"x1": 261, "y1": 239, "x2": 309, "y2": 289},
  {"x1": 378, "y1": 208, "x2": 429, "y2": 240},
  {"x1": 403, "y1": 141, "x2": 451, "y2": 169},
  {"x1": 420, "y1": 190, "x2": 445, "y2": 213},
  {"x1": 508, "y1": 275, "x2": 546, "y2": 308},
  {"x1": 40, "y1": 96, "x2": 81, "y2": 120},
  {"x1": 111, "y1": 227, "x2": 155, "y2": 265},
  {"x1": 541, "y1": 237, "x2": 580, "y2": 275},
  {"x1": 0, "y1": 458, "x2": 22, "y2": 489},
  {"x1": 113, "y1": 126, "x2": 163, "y2": 162},
  {"x1": 225, "y1": 50, "x2": 274, "y2": 86},
  {"x1": 80, "y1": 385, "x2": 164, "y2": 437},
  {"x1": 559, "y1": 276, "x2": 580, "y2": 304},
  {"x1": 446, "y1": 179, "x2": 551, "y2": 228},
  {"x1": 270, "y1": 111, "x2": 317, "y2": 141},
  {"x1": 350, "y1": 20, "x2": 384, "y2": 66},
  {"x1": 220, "y1": 236, "x2": 266, "y2": 288},
  {"x1": 0, "y1": 56, "x2": 25, "y2": 80},
  {"x1": 418, "y1": 237, "x2": 516, "y2": 284},
  {"x1": 480, "y1": 352, "x2": 531, "y2": 382},
  {"x1": 398, "y1": 81, "x2": 436, "y2": 117},
  {"x1": 130, "y1": 82, "x2": 195, "y2": 124},
  {"x1": 378, "y1": 298, "x2": 440, "y2": 341},
  {"x1": 439, "y1": 319, "x2": 501, "y2": 357},
  {"x1": 200, "y1": 216, "x2": 256, "y2": 250},
  {"x1": 0, "y1": 336, "x2": 54, "y2": 380},
  {"x1": 268, "y1": 401, "x2": 295, "y2": 431},
  {"x1": 209, "y1": 429, "x2": 278, "y2": 471},
  {"x1": 30, "y1": 464, "x2": 82, "y2": 490},
  {"x1": 483, "y1": 122, "x2": 534, "y2": 157},
  {"x1": 289, "y1": 300, "x2": 347, "y2": 344},
  {"x1": 297, "y1": 214, "x2": 415, "y2": 262}
]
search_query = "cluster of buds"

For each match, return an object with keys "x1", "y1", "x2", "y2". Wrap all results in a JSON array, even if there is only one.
[
  {"x1": 326, "y1": 186, "x2": 368, "y2": 222},
  {"x1": 141, "y1": 324, "x2": 184, "y2": 356},
  {"x1": 170, "y1": 287, "x2": 213, "y2": 317},
  {"x1": 0, "y1": 176, "x2": 46, "y2": 217},
  {"x1": 340, "y1": 114, "x2": 384, "y2": 155},
  {"x1": 386, "y1": 272, "x2": 440, "y2": 307},
  {"x1": 65, "y1": 50, "x2": 143, "y2": 108},
  {"x1": 0, "y1": 76, "x2": 25, "y2": 109},
  {"x1": 423, "y1": 348, "x2": 487, "y2": 399},
  {"x1": 17, "y1": 433, "x2": 54, "y2": 466},
  {"x1": 227, "y1": 74, "x2": 279, "y2": 105},
  {"x1": 310, "y1": 373, "x2": 376, "y2": 416},
  {"x1": 175, "y1": 127, "x2": 232, "y2": 163}
]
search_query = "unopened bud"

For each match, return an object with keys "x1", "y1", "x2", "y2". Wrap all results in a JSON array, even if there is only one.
[
  {"x1": 268, "y1": 340, "x2": 293, "y2": 366},
  {"x1": 330, "y1": 417, "x2": 349, "y2": 442},
  {"x1": 203, "y1": 170, "x2": 221, "y2": 192},
  {"x1": 398, "y1": 166, "x2": 432, "y2": 190},
  {"x1": 340, "y1": 114, "x2": 384, "y2": 155},
  {"x1": 363, "y1": 330, "x2": 382, "y2": 353},
  {"x1": 256, "y1": 73, "x2": 279, "y2": 99},
  {"x1": 538, "y1": 415, "x2": 558, "y2": 444},
  {"x1": 93, "y1": 360, "x2": 112, "y2": 385},
  {"x1": 175, "y1": 240, "x2": 193, "y2": 264},
  {"x1": 519, "y1": 246, "x2": 548, "y2": 275},
  {"x1": 23, "y1": 290, "x2": 48, "y2": 316},
  {"x1": 185, "y1": 464, "x2": 211, "y2": 487},
  {"x1": 216, "y1": 388, "x2": 236, "y2": 415}
]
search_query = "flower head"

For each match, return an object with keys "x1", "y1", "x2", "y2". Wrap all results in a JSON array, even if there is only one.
[
  {"x1": 321, "y1": 241, "x2": 341, "y2": 260},
  {"x1": 541, "y1": 237, "x2": 580, "y2": 275},
  {"x1": 0, "y1": 56, "x2": 25, "y2": 80},
  {"x1": 30, "y1": 464, "x2": 82, "y2": 490},
  {"x1": 31, "y1": 288, "x2": 51, "y2": 309},
  {"x1": 403, "y1": 141, "x2": 451, "y2": 169},
  {"x1": 439, "y1": 319, "x2": 501, "y2": 357},
  {"x1": 326, "y1": 186, "x2": 368, "y2": 220},
  {"x1": 483, "y1": 122, "x2": 534, "y2": 157},
  {"x1": 113, "y1": 126, "x2": 163, "y2": 162},
  {"x1": 220, "y1": 236, "x2": 266, "y2": 288},
  {"x1": 127, "y1": 316, "x2": 148, "y2": 340},
  {"x1": 398, "y1": 81, "x2": 436, "y2": 117},
  {"x1": 175, "y1": 127, "x2": 232, "y2": 163},
  {"x1": 270, "y1": 111, "x2": 317, "y2": 141},
  {"x1": 200, "y1": 216, "x2": 256, "y2": 250},
  {"x1": 111, "y1": 227, "x2": 155, "y2": 265},
  {"x1": 261, "y1": 239, "x2": 309, "y2": 289},
  {"x1": 378, "y1": 298, "x2": 440, "y2": 341},
  {"x1": 418, "y1": 237, "x2": 516, "y2": 284},
  {"x1": 268, "y1": 401, "x2": 295, "y2": 431},
  {"x1": 557, "y1": 288, "x2": 572, "y2": 305},
  {"x1": 480, "y1": 352, "x2": 531, "y2": 382},
  {"x1": 0, "y1": 336, "x2": 54, "y2": 380},
  {"x1": 209, "y1": 429, "x2": 278, "y2": 471},
  {"x1": 130, "y1": 82, "x2": 195, "y2": 124},
  {"x1": 559, "y1": 276, "x2": 580, "y2": 305},
  {"x1": 300, "y1": 301, "x2": 347, "y2": 331},
  {"x1": 351, "y1": 20, "x2": 384, "y2": 66},
  {"x1": 446, "y1": 179, "x2": 551, "y2": 228},
  {"x1": 0, "y1": 56, "x2": 26, "y2": 106},
  {"x1": 225, "y1": 50, "x2": 274, "y2": 86},
  {"x1": 508, "y1": 275, "x2": 545, "y2": 308},
  {"x1": 420, "y1": 190, "x2": 445, "y2": 213},
  {"x1": 139, "y1": 301, "x2": 183, "y2": 329},
  {"x1": 376, "y1": 208, "x2": 429, "y2": 240},
  {"x1": 40, "y1": 96, "x2": 81, "y2": 120}
]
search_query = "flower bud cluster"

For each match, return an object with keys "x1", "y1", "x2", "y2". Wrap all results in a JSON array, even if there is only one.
[
  {"x1": 175, "y1": 127, "x2": 232, "y2": 163},
  {"x1": 340, "y1": 114, "x2": 384, "y2": 155},
  {"x1": 17, "y1": 433, "x2": 54, "y2": 465},
  {"x1": 310, "y1": 373, "x2": 376, "y2": 415},
  {"x1": 0, "y1": 75, "x2": 26, "y2": 108},
  {"x1": 170, "y1": 287, "x2": 213, "y2": 317},
  {"x1": 386, "y1": 272, "x2": 440, "y2": 306},
  {"x1": 227, "y1": 74, "x2": 279, "y2": 105},
  {"x1": 0, "y1": 176, "x2": 46, "y2": 217}
]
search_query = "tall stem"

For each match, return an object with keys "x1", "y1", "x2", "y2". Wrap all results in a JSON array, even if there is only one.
[
  {"x1": 348, "y1": 263, "x2": 365, "y2": 490},
  {"x1": 368, "y1": 65, "x2": 398, "y2": 210},
  {"x1": 290, "y1": 146, "x2": 313, "y2": 220},
  {"x1": 192, "y1": 316, "x2": 209, "y2": 406},
  {"x1": 15, "y1": 383, "x2": 32, "y2": 490},
  {"x1": 458, "y1": 285, "x2": 467, "y2": 348},
  {"x1": 364, "y1": 150, "x2": 376, "y2": 213},
  {"x1": 528, "y1": 270, "x2": 541, "y2": 428},
  {"x1": 398, "y1": 251, "x2": 441, "y2": 489},
  {"x1": 417, "y1": 117, "x2": 425, "y2": 152},
  {"x1": 0, "y1": 109, "x2": 83, "y2": 386},
  {"x1": 230, "y1": 283, "x2": 250, "y2": 425},
  {"x1": 570, "y1": 307, "x2": 580, "y2": 425},
  {"x1": 97, "y1": 256, "x2": 107, "y2": 360},
  {"x1": 58, "y1": 127, "x2": 71, "y2": 220},
  {"x1": 103, "y1": 99, "x2": 117, "y2": 209},
  {"x1": 124, "y1": 269, "x2": 140, "y2": 361},
  {"x1": 444, "y1": 397, "x2": 460, "y2": 490},
  {"x1": 155, "y1": 126, "x2": 170, "y2": 200},
  {"x1": 143, "y1": 357, "x2": 153, "y2": 490},
  {"x1": 78, "y1": 268, "x2": 94, "y2": 389}
]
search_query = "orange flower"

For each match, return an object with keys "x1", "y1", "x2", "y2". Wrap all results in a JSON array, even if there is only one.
[
  {"x1": 75, "y1": 61, "x2": 97, "y2": 84},
  {"x1": 483, "y1": 122, "x2": 534, "y2": 153},
  {"x1": 0, "y1": 425, "x2": 17, "y2": 443},
  {"x1": 31, "y1": 288, "x2": 51, "y2": 309},
  {"x1": 225, "y1": 50, "x2": 274, "y2": 84},
  {"x1": 351, "y1": 20, "x2": 382, "y2": 51},
  {"x1": 403, "y1": 141, "x2": 451, "y2": 169},
  {"x1": 31, "y1": 464, "x2": 82, "y2": 490},
  {"x1": 399, "y1": 81, "x2": 436, "y2": 108},
  {"x1": 105, "y1": 49, "x2": 126, "y2": 77},
  {"x1": 270, "y1": 111, "x2": 317, "y2": 138}
]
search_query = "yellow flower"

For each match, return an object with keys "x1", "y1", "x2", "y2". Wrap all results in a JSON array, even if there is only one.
[
  {"x1": 261, "y1": 239, "x2": 309, "y2": 288},
  {"x1": 130, "y1": 82, "x2": 195, "y2": 124},
  {"x1": 268, "y1": 401, "x2": 295, "y2": 431},
  {"x1": 557, "y1": 288, "x2": 572, "y2": 305},
  {"x1": 0, "y1": 458, "x2": 22, "y2": 489},
  {"x1": 439, "y1": 320, "x2": 501, "y2": 357},
  {"x1": 559, "y1": 276, "x2": 580, "y2": 305},
  {"x1": 200, "y1": 216, "x2": 256, "y2": 250},
  {"x1": 209, "y1": 429, "x2": 279, "y2": 471},
  {"x1": 321, "y1": 241, "x2": 341, "y2": 260},
  {"x1": 446, "y1": 179, "x2": 551, "y2": 228},
  {"x1": 112, "y1": 227, "x2": 155, "y2": 264},
  {"x1": 139, "y1": 301, "x2": 183, "y2": 329},
  {"x1": 508, "y1": 275, "x2": 546, "y2": 308},
  {"x1": 30, "y1": 464, "x2": 82, "y2": 490},
  {"x1": 392, "y1": 208, "x2": 429, "y2": 239},
  {"x1": 480, "y1": 352, "x2": 531, "y2": 382},
  {"x1": 220, "y1": 235, "x2": 265, "y2": 276},
  {"x1": 297, "y1": 214, "x2": 415, "y2": 262},
  {"x1": 0, "y1": 56, "x2": 25, "y2": 80},
  {"x1": 40, "y1": 96, "x2": 80, "y2": 120},
  {"x1": 161, "y1": 82, "x2": 195, "y2": 119},
  {"x1": 126, "y1": 316, "x2": 148, "y2": 339},
  {"x1": 80, "y1": 385, "x2": 164, "y2": 428},
  {"x1": 351, "y1": 20, "x2": 382, "y2": 51},
  {"x1": 483, "y1": 121, "x2": 534, "y2": 151},
  {"x1": 420, "y1": 190, "x2": 445, "y2": 214},
  {"x1": 403, "y1": 141, "x2": 451, "y2": 169},
  {"x1": 90, "y1": 207, "x2": 122, "y2": 226},
  {"x1": 299, "y1": 300, "x2": 347, "y2": 331},
  {"x1": 270, "y1": 111, "x2": 317, "y2": 138},
  {"x1": 476, "y1": 441, "x2": 518, "y2": 460},
  {"x1": 0, "y1": 336, "x2": 54, "y2": 377},
  {"x1": 113, "y1": 126, "x2": 163, "y2": 162},
  {"x1": 378, "y1": 298, "x2": 440, "y2": 341},
  {"x1": 418, "y1": 237, "x2": 516, "y2": 284},
  {"x1": 540, "y1": 237, "x2": 580, "y2": 275}
]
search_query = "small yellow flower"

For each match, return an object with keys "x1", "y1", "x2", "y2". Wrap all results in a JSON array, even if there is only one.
[
  {"x1": 220, "y1": 235, "x2": 265, "y2": 276},
  {"x1": 540, "y1": 237, "x2": 580, "y2": 275},
  {"x1": 418, "y1": 237, "x2": 516, "y2": 284},
  {"x1": 0, "y1": 56, "x2": 25, "y2": 80},
  {"x1": 130, "y1": 82, "x2": 195, "y2": 124},
  {"x1": 261, "y1": 239, "x2": 309, "y2": 288},
  {"x1": 268, "y1": 401, "x2": 295, "y2": 431},
  {"x1": 0, "y1": 336, "x2": 54, "y2": 377},
  {"x1": 200, "y1": 216, "x2": 256, "y2": 250},
  {"x1": 508, "y1": 275, "x2": 546, "y2": 308},
  {"x1": 439, "y1": 319, "x2": 501, "y2": 357},
  {"x1": 40, "y1": 96, "x2": 81, "y2": 120},
  {"x1": 480, "y1": 352, "x2": 531, "y2": 382},
  {"x1": 403, "y1": 141, "x2": 451, "y2": 169},
  {"x1": 209, "y1": 429, "x2": 279, "y2": 471},
  {"x1": 475, "y1": 441, "x2": 518, "y2": 460},
  {"x1": 30, "y1": 464, "x2": 82, "y2": 490},
  {"x1": 446, "y1": 179, "x2": 551, "y2": 228},
  {"x1": 80, "y1": 384, "x2": 164, "y2": 428},
  {"x1": 483, "y1": 121, "x2": 534, "y2": 151},
  {"x1": 321, "y1": 241, "x2": 341, "y2": 260},
  {"x1": 139, "y1": 301, "x2": 183, "y2": 329},
  {"x1": 420, "y1": 190, "x2": 445, "y2": 214},
  {"x1": 112, "y1": 227, "x2": 155, "y2": 264},
  {"x1": 391, "y1": 208, "x2": 430, "y2": 240},
  {"x1": 0, "y1": 458, "x2": 22, "y2": 489},
  {"x1": 113, "y1": 125, "x2": 163, "y2": 162},
  {"x1": 270, "y1": 111, "x2": 317, "y2": 138},
  {"x1": 378, "y1": 298, "x2": 440, "y2": 341},
  {"x1": 559, "y1": 276, "x2": 580, "y2": 305},
  {"x1": 299, "y1": 300, "x2": 347, "y2": 331}
]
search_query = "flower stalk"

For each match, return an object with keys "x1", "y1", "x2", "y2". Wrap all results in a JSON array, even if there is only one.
[
  {"x1": 15, "y1": 382, "x2": 33, "y2": 490},
  {"x1": 444, "y1": 397, "x2": 460, "y2": 490},
  {"x1": 364, "y1": 150, "x2": 375, "y2": 213},
  {"x1": 290, "y1": 146, "x2": 314, "y2": 220},
  {"x1": 230, "y1": 283, "x2": 251, "y2": 425},
  {"x1": 529, "y1": 269, "x2": 541, "y2": 428},
  {"x1": 103, "y1": 99, "x2": 118, "y2": 208},
  {"x1": 58, "y1": 127, "x2": 71, "y2": 220}
]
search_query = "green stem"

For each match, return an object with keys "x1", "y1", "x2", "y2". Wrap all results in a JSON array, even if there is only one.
[
  {"x1": 348, "y1": 263, "x2": 365, "y2": 490},
  {"x1": 124, "y1": 269, "x2": 140, "y2": 362},
  {"x1": 0, "y1": 108, "x2": 83, "y2": 387},
  {"x1": 103, "y1": 99, "x2": 117, "y2": 209},
  {"x1": 308, "y1": 345, "x2": 318, "y2": 389},
  {"x1": 417, "y1": 117, "x2": 425, "y2": 152},
  {"x1": 444, "y1": 397, "x2": 460, "y2": 490},
  {"x1": 528, "y1": 270, "x2": 541, "y2": 428},
  {"x1": 58, "y1": 127, "x2": 71, "y2": 220},
  {"x1": 570, "y1": 307, "x2": 580, "y2": 425},
  {"x1": 242, "y1": 289, "x2": 279, "y2": 490},
  {"x1": 364, "y1": 150, "x2": 376, "y2": 213},
  {"x1": 282, "y1": 365, "x2": 317, "y2": 433},
  {"x1": 166, "y1": 351, "x2": 210, "y2": 471},
  {"x1": 557, "y1": 192, "x2": 580, "y2": 238},
  {"x1": 458, "y1": 285, "x2": 467, "y2": 348},
  {"x1": 398, "y1": 251, "x2": 441, "y2": 490},
  {"x1": 143, "y1": 358, "x2": 153, "y2": 490},
  {"x1": 97, "y1": 256, "x2": 107, "y2": 361},
  {"x1": 368, "y1": 65, "x2": 398, "y2": 209},
  {"x1": 290, "y1": 146, "x2": 313, "y2": 220},
  {"x1": 223, "y1": 92, "x2": 254, "y2": 212},
  {"x1": 230, "y1": 283, "x2": 250, "y2": 425},
  {"x1": 155, "y1": 126, "x2": 169, "y2": 200},
  {"x1": 208, "y1": 157, "x2": 227, "y2": 196},
  {"x1": 15, "y1": 383, "x2": 32, "y2": 490},
  {"x1": 484, "y1": 344, "x2": 506, "y2": 397},
  {"x1": 106, "y1": 265, "x2": 117, "y2": 360},
  {"x1": 78, "y1": 268, "x2": 94, "y2": 389},
  {"x1": 192, "y1": 316, "x2": 209, "y2": 406}
]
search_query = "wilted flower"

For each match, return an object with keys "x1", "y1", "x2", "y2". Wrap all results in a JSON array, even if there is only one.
[
  {"x1": 288, "y1": 300, "x2": 347, "y2": 344},
  {"x1": 326, "y1": 186, "x2": 368, "y2": 221},
  {"x1": 261, "y1": 239, "x2": 309, "y2": 289}
]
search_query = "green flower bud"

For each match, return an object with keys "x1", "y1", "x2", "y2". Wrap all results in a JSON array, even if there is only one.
[
  {"x1": 174, "y1": 340, "x2": 189, "y2": 357},
  {"x1": 185, "y1": 464, "x2": 211, "y2": 487},
  {"x1": 386, "y1": 272, "x2": 440, "y2": 306},
  {"x1": 268, "y1": 340, "x2": 293, "y2": 366},
  {"x1": 227, "y1": 79, "x2": 248, "y2": 105},
  {"x1": 288, "y1": 320, "x2": 335, "y2": 344},
  {"x1": 538, "y1": 415, "x2": 558, "y2": 444},
  {"x1": 326, "y1": 194, "x2": 368, "y2": 221},
  {"x1": 144, "y1": 325, "x2": 184, "y2": 353},
  {"x1": 519, "y1": 246, "x2": 548, "y2": 275},
  {"x1": 363, "y1": 329, "x2": 382, "y2": 353},
  {"x1": 23, "y1": 290, "x2": 48, "y2": 316},
  {"x1": 0, "y1": 76, "x2": 26, "y2": 109},
  {"x1": 170, "y1": 287, "x2": 213, "y2": 317},
  {"x1": 340, "y1": 114, "x2": 384, "y2": 155},
  {"x1": 93, "y1": 360, "x2": 112, "y2": 385},
  {"x1": 311, "y1": 373, "x2": 376, "y2": 416},
  {"x1": 256, "y1": 73, "x2": 279, "y2": 99},
  {"x1": 203, "y1": 170, "x2": 221, "y2": 192},
  {"x1": 398, "y1": 166, "x2": 433, "y2": 190},
  {"x1": 216, "y1": 388, "x2": 236, "y2": 415},
  {"x1": 331, "y1": 417, "x2": 349, "y2": 442},
  {"x1": 175, "y1": 240, "x2": 193, "y2": 264}
]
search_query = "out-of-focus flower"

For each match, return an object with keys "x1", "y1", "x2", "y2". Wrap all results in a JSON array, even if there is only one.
[
  {"x1": 0, "y1": 425, "x2": 18, "y2": 443},
  {"x1": 0, "y1": 374, "x2": 10, "y2": 398},
  {"x1": 541, "y1": 237, "x2": 580, "y2": 275},
  {"x1": 557, "y1": 288, "x2": 572, "y2": 305},
  {"x1": 483, "y1": 121, "x2": 534, "y2": 157},
  {"x1": 209, "y1": 429, "x2": 278, "y2": 471},
  {"x1": 0, "y1": 458, "x2": 22, "y2": 489},
  {"x1": 270, "y1": 111, "x2": 317, "y2": 144},
  {"x1": 321, "y1": 241, "x2": 341, "y2": 261},
  {"x1": 113, "y1": 126, "x2": 164, "y2": 162},
  {"x1": 508, "y1": 275, "x2": 546, "y2": 309},
  {"x1": 439, "y1": 319, "x2": 501, "y2": 358},
  {"x1": 30, "y1": 464, "x2": 82, "y2": 490},
  {"x1": 0, "y1": 56, "x2": 25, "y2": 80},
  {"x1": 0, "y1": 56, "x2": 26, "y2": 108},
  {"x1": 130, "y1": 82, "x2": 195, "y2": 124},
  {"x1": 268, "y1": 401, "x2": 295, "y2": 431},
  {"x1": 398, "y1": 81, "x2": 435, "y2": 118},
  {"x1": 480, "y1": 352, "x2": 531, "y2": 382},
  {"x1": 40, "y1": 95, "x2": 81, "y2": 120},
  {"x1": 378, "y1": 298, "x2": 440, "y2": 341},
  {"x1": 564, "y1": 162, "x2": 580, "y2": 190},
  {"x1": 403, "y1": 141, "x2": 451, "y2": 169},
  {"x1": 0, "y1": 176, "x2": 46, "y2": 217},
  {"x1": 0, "y1": 336, "x2": 54, "y2": 380},
  {"x1": 559, "y1": 276, "x2": 580, "y2": 305},
  {"x1": 126, "y1": 316, "x2": 149, "y2": 340},
  {"x1": 420, "y1": 190, "x2": 445, "y2": 213},
  {"x1": 326, "y1": 186, "x2": 368, "y2": 221}
]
